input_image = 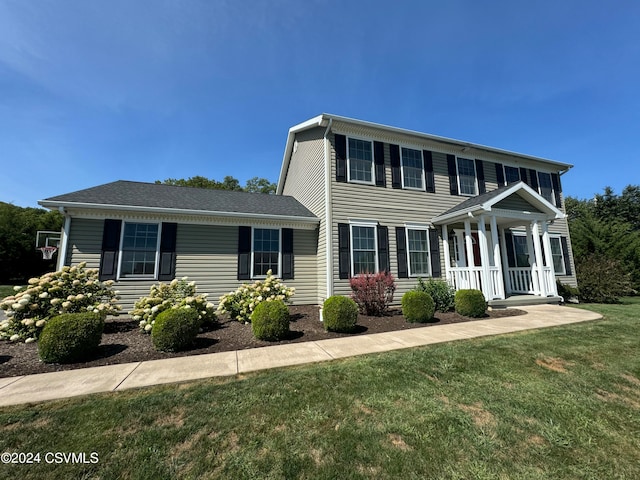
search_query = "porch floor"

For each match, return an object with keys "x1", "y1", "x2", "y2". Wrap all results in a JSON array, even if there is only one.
[{"x1": 489, "y1": 294, "x2": 564, "y2": 309}]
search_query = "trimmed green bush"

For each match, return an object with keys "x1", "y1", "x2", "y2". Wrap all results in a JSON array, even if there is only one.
[
  {"x1": 415, "y1": 278, "x2": 455, "y2": 312},
  {"x1": 454, "y1": 289, "x2": 487, "y2": 318},
  {"x1": 38, "y1": 312, "x2": 105, "y2": 363},
  {"x1": 251, "y1": 300, "x2": 290, "y2": 341},
  {"x1": 323, "y1": 296, "x2": 358, "y2": 332},
  {"x1": 401, "y1": 291, "x2": 435, "y2": 323},
  {"x1": 151, "y1": 308, "x2": 201, "y2": 352}
]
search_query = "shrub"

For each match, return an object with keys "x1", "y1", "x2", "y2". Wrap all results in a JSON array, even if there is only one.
[
  {"x1": 349, "y1": 271, "x2": 396, "y2": 316},
  {"x1": 217, "y1": 270, "x2": 295, "y2": 323},
  {"x1": 576, "y1": 254, "x2": 635, "y2": 303},
  {"x1": 38, "y1": 312, "x2": 105, "y2": 363},
  {"x1": 0, "y1": 262, "x2": 121, "y2": 343},
  {"x1": 131, "y1": 277, "x2": 216, "y2": 333},
  {"x1": 151, "y1": 308, "x2": 202, "y2": 352},
  {"x1": 556, "y1": 280, "x2": 579, "y2": 302},
  {"x1": 251, "y1": 300, "x2": 290, "y2": 341},
  {"x1": 401, "y1": 291, "x2": 435, "y2": 323},
  {"x1": 323, "y1": 296, "x2": 358, "y2": 332},
  {"x1": 454, "y1": 289, "x2": 487, "y2": 318},
  {"x1": 414, "y1": 278, "x2": 455, "y2": 312}
]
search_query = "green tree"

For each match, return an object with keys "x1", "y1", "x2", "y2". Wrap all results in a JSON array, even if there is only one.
[{"x1": 156, "y1": 175, "x2": 275, "y2": 193}]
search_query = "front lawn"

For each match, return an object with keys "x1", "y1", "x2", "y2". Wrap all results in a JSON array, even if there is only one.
[
  {"x1": 0, "y1": 285, "x2": 14, "y2": 300},
  {"x1": 1, "y1": 302, "x2": 639, "y2": 479}
]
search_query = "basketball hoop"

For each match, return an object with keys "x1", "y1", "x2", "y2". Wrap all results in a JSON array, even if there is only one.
[{"x1": 39, "y1": 246, "x2": 58, "y2": 260}]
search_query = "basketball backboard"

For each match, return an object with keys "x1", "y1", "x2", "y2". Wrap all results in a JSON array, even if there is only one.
[{"x1": 36, "y1": 230, "x2": 62, "y2": 249}]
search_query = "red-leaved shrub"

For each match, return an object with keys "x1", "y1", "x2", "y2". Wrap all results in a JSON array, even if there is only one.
[{"x1": 349, "y1": 271, "x2": 396, "y2": 316}]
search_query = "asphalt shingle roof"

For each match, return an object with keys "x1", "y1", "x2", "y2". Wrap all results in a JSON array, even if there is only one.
[{"x1": 42, "y1": 180, "x2": 318, "y2": 219}]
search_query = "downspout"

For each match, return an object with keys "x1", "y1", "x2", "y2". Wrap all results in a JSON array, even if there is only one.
[
  {"x1": 57, "y1": 208, "x2": 71, "y2": 271},
  {"x1": 323, "y1": 118, "x2": 334, "y2": 301}
]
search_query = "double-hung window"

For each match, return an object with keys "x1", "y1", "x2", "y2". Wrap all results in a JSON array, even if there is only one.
[
  {"x1": 120, "y1": 222, "x2": 160, "y2": 277},
  {"x1": 407, "y1": 229, "x2": 430, "y2": 276},
  {"x1": 504, "y1": 166, "x2": 520, "y2": 184},
  {"x1": 549, "y1": 236, "x2": 566, "y2": 275},
  {"x1": 351, "y1": 224, "x2": 377, "y2": 275},
  {"x1": 537, "y1": 172, "x2": 554, "y2": 205},
  {"x1": 252, "y1": 228, "x2": 280, "y2": 277},
  {"x1": 512, "y1": 235, "x2": 530, "y2": 268},
  {"x1": 348, "y1": 138, "x2": 374, "y2": 184},
  {"x1": 457, "y1": 157, "x2": 477, "y2": 195},
  {"x1": 401, "y1": 147, "x2": 424, "y2": 190}
]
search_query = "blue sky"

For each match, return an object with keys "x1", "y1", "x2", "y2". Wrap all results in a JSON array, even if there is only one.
[{"x1": 1, "y1": 0, "x2": 638, "y2": 207}]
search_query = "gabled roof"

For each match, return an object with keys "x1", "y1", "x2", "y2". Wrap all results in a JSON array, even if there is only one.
[
  {"x1": 431, "y1": 181, "x2": 565, "y2": 225},
  {"x1": 40, "y1": 180, "x2": 318, "y2": 223}
]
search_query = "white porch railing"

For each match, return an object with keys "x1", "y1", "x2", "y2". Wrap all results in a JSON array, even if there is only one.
[
  {"x1": 449, "y1": 266, "x2": 504, "y2": 300},
  {"x1": 507, "y1": 266, "x2": 555, "y2": 296}
]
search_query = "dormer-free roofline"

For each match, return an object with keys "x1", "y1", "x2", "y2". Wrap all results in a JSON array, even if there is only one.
[{"x1": 276, "y1": 113, "x2": 574, "y2": 194}]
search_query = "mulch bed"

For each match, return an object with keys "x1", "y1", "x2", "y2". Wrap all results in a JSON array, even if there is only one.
[{"x1": 0, "y1": 306, "x2": 525, "y2": 378}]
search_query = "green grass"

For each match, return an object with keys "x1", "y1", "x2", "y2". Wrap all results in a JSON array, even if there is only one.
[
  {"x1": 1, "y1": 302, "x2": 639, "y2": 479},
  {"x1": 0, "y1": 285, "x2": 15, "y2": 300}
]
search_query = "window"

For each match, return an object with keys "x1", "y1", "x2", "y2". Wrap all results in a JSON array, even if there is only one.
[
  {"x1": 351, "y1": 225, "x2": 377, "y2": 275},
  {"x1": 120, "y1": 222, "x2": 160, "y2": 277},
  {"x1": 549, "y1": 236, "x2": 566, "y2": 275},
  {"x1": 407, "y1": 229, "x2": 430, "y2": 276},
  {"x1": 513, "y1": 235, "x2": 530, "y2": 267},
  {"x1": 348, "y1": 138, "x2": 374, "y2": 183},
  {"x1": 252, "y1": 228, "x2": 280, "y2": 277},
  {"x1": 504, "y1": 166, "x2": 520, "y2": 184},
  {"x1": 537, "y1": 172, "x2": 554, "y2": 204},
  {"x1": 457, "y1": 157, "x2": 477, "y2": 195},
  {"x1": 401, "y1": 147, "x2": 424, "y2": 190}
]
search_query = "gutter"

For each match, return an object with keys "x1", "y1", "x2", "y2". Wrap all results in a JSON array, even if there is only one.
[{"x1": 323, "y1": 118, "x2": 334, "y2": 300}]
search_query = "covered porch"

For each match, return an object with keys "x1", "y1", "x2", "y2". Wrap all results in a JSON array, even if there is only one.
[{"x1": 432, "y1": 182, "x2": 566, "y2": 303}]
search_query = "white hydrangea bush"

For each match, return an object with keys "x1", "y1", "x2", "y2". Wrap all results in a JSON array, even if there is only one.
[
  {"x1": 0, "y1": 262, "x2": 122, "y2": 343},
  {"x1": 131, "y1": 277, "x2": 216, "y2": 333},
  {"x1": 217, "y1": 270, "x2": 295, "y2": 323}
]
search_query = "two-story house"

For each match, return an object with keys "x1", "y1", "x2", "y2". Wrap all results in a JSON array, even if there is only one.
[{"x1": 40, "y1": 114, "x2": 576, "y2": 310}]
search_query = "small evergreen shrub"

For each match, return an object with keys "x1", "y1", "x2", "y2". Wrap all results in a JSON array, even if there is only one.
[
  {"x1": 401, "y1": 291, "x2": 435, "y2": 323},
  {"x1": 151, "y1": 308, "x2": 202, "y2": 352},
  {"x1": 454, "y1": 289, "x2": 487, "y2": 318},
  {"x1": 323, "y1": 296, "x2": 358, "y2": 332},
  {"x1": 576, "y1": 254, "x2": 635, "y2": 303},
  {"x1": 349, "y1": 271, "x2": 396, "y2": 316},
  {"x1": 556, "y1": 280, "x2": 579, "y2": 302},
  {"x1": 251, "y1": 300, "x2": 290, "y2": 341},
  {"x1": 414, "y1": 278, "x2": 455, "y2": 312},
  {"x1": 38, "y1": 312, "x2": 105, "y2": 363}
]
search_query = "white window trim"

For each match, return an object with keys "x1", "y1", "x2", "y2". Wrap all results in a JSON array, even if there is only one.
[
  {"x1": 548, "y1": 234, "x2": 566, "y2": 276},
  {"x1": 406, "y1": 226, "x2": 431, "y2": 277},
  {"x1": 456, "y1": 157, "x2": 478, "y2": 196},
  {"x1": 349, "y1": 220, "x2": 378, "y2": 276},
  {"x1": 250, "y1": 227, "x2": 282, "y2": 279},
  {"x1": 400, "y1": 146, "x2": 426, "y2": 191},
  {"x1": 347, "y1": 136, "x2": 375, "y2": 185},
  {"x1": 503, "y1": 165, "x2": 521, "y2": 186},
  {"x1": 117, "y1": 220, "x2": 162, "y2": 280}
]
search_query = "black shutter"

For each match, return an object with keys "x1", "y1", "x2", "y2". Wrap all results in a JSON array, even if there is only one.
[
  {"x1": 519, "y1": 167, "x2": 529, "y2": 186},
  {"x1": 99, "y1": 219, "x2": 122, "y2": 281},
  {"x1": 396, "y1": 227, "x2": 408, "y2": 278},
  {"x1": 560, "y1": 236, "x2": 572, "y2": 275},
  {"x1": 504, "y1": 231, "x2": 516, "y2": 268},
  {"x1": 475, "y1": 159, "x2": 486, "y2": 194},
  {"x1": 529, "y1": 169, "x2": 539, "y2": 192},
  {"x1": 281, "y1": 228, "x2": 294, "y2": 280},
  {"x1": 447, "y1": 154, "x2": 459, "y2": 195},
  {"x1": 551, "y1": 173, "x2": 562, "y2": 207},
  {"x1": 335, "y1": 134, "x2": 347, "y2": 183},
  {"x1": 495, "y1": 162, "x2": 505, "y2": 186},
  {"x1": 374, "y1": 141, "x2": 386, "y2": 187},
  {"x1": 237, "y1": 226, "x2": 251, "y2": 280},
  {"x1": 158, "y1": 222, "x2": 177, "y2": 281},
  {"x1": 429, "y1": 228, "x2": 442, "y2": 278},
  {"x1": 390, "y1": 144, "x2": 401, "y2": 188},
  {"x1": 377, "y1": 225, "x2": 389, "y2": 273},
  {"x1": 338, "y1": 223, "x2": 351, "y2": 279},
  {"x1": 424, "y1": 150, "x2": 435, "y2": 193}
]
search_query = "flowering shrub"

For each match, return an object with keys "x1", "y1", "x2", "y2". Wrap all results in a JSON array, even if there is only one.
[
  {"x1": 217, "y1": 270, "x2": 295, "y2": 323},
  {"x1": 0, "y1": 262, "x2": 121, "y2": 343},
  {"x1": 349, "y1": 271, "x2": 396, "y2": 316},
  {"x1": 130, "y1": 277, "x2": 216, "y2": 333}
]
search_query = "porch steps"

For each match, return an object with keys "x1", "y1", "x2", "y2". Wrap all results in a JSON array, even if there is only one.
[{"x1": 489, "y1": 295, "x2": 564, "y2": 309}]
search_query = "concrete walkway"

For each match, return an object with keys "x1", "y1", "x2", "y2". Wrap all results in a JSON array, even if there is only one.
[{"x1": 0, "y1": 305, "x2": 602, "y2": 407}]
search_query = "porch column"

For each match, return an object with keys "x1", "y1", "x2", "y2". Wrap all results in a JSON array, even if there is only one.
[
  {"x1": 477, "y1": 215, "x2": 492, "y2": 300},
  {"x1": 499, "y1": 228, "x2": 512, "y2": 295},
  {"x1": 531, "y1": 221, "x2": 547, "y2": 296},
  {"x1": 464, "y1": 219, "x2": 477, "y2": 289},
  {"x1": 525, "y1": 223, "x2": 540, "y2": 294},
  {"x1": 490, "y1": 216, "x2": 506, "y2": 300},
  {"x1": 442, "y1": 224, "x2": 452, "y2": 286},
  {"x1": 541, "y1": 221, "x2": 558, "y2": 296}
]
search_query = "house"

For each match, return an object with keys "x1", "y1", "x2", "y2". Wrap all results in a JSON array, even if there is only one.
[{"x1": 40, "y1": 114, "x2": 577, "y2": 310}]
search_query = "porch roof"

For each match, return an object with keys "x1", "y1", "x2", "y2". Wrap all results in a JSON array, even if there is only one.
[{"x1": 431, "y1": 181, "x2": 565, "y2": 225}]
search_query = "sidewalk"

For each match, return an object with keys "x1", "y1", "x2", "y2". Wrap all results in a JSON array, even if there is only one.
[{"x1": 0, "y1": 305, "x2": 602, "y2": 407}]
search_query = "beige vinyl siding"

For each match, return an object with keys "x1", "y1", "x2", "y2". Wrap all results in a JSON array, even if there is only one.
[
  {"x1": 495, "y1": 194, "x2": 543, "y2": 212},
  {"x1": 281, "y1": 126, "x2": 328, "y2": 303},
  {"x1": 64, "y1": 218, "x2": 102, "y2": 268}
]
